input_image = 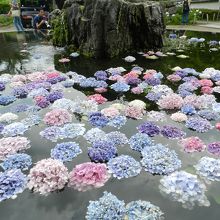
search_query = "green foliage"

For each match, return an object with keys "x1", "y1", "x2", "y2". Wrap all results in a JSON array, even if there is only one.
[
  {"x1": 0, "y1": 14, "x2": 13, "y2": 26},
  {"x1": 0, "y1": 3, "x2": 10, "y2": 14}
]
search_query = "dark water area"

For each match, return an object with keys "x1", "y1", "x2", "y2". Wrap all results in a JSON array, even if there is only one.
[{"x1": 0, "y1": 30, "x2": 220, "y2": 220}]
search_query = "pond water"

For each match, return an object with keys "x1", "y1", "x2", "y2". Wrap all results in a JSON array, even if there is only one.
[{"x1": 0, "y1": 30, "x2": 220, "y2": 220}]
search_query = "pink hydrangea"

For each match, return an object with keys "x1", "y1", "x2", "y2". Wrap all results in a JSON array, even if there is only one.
[
  {"x1": 27, "y1": 72, "x2": 47, "y2": 81},
  {"x1": 46, "y1": 72, "x2": 60, "y2": 79},
  {"x1": 68, "y1": 162, "x2": 110, "y2": 191},
  {"x1": 27, "y1": 158, "x2": 69, "y2": 195},
  {"x1": 143, "y1": 74, "x2": 154, "y2": 80},
  {"x1": 183, "y1": 95, "x2": 203, "y2": 109},
  {"x1": 125, "y1": 106, "x2": 145, "y2": 119},
  {"x1": 9, "y1": 81, "x2": 25, "y2": 88},
  {"x1": 131, "y1": 87, "x2": 143, "y2": 94},
  {"x1": 216, "y1": 122, "x2": 220, "y2": 131},
  {"x1": 199, "y1": 79, "x2": 213, "y2": 87},
  {"x1": 108, "y1": 75, "x2": 124, "y2": 81},
  {"x1": 201, "y1": 86, "x2": 213, "y2": 94},
  {"x1": 0, "y1": 137, "x2": 30, "y2": 160},
  {"x1": 167, "y1": 74, "x2": 182, "y2": 82},
  {"x1": 43, "y1": 109, "x2": 72, "y2": 126},
  {"x1": 59, "y1": 58, "x2": 70, "y2": 63},
  {"x1": 94, "y1": 87, "x2": 107, "y2": 93},
  {"x1": 87, "y1": 94, "x2": 107, "y2": 104},
  {"x1": 157, "y1": 94, "x2": 183, "y2": 109},
  {"x1": 143, "y1": 69, "x2": 157, "y2": 75},
  {"x1": 170, "y1": 112, "x2": 187, "y2": 122},
  {"x1": 101, "y1": 107, "x2": 120, "y2": 118},
  {"x1": 11, "y1": 75, "x2": 26, "y2": 83},
  {"x1": 179, "y1": 137, "x2": 206, "y2": 153}
]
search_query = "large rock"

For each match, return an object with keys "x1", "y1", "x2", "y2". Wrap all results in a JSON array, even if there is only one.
[{"x1": 52, "y1": 0, "x2": 165, "y2": 57}]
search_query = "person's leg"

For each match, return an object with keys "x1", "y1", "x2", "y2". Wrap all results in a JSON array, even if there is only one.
[
  {"x1": 182, "y1": 12, "x2": 186, "y2": 24},
  {"x1": 186, "y1": 11, "x2": 189, "y2": 24},
  {"x1": 17, "y1": 17, "x2": 25, "y2": 31},
  {"x1": 13, "y1": 17, "x2": 20, "y2": 31}
]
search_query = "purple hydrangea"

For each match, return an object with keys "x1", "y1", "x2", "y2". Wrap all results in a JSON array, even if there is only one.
[
  {"x1": 94, "y1": 71, "x2": 108, "y2": 81},
  {"x1": 88, "y1": 112, "x2": 109, "y2": 128},
  {"x1": 88, "y1": 140, "x2": 117, "y2": 162},
  {"x1": 0, "y1": 82, "x2": 5, "y2": 91},
  {"x1": 185, "y1": 117, "x2": 213, "y2": 132},
  {"x1": 145, "y1": 77, "x2": 161, "y2": 86},
  {"x1": 12, "y1": 87, "x2": 28, "y2": 99},
  {"x1": 137, "y1": 122, "x2": 160, "y2": 137},
  {"x1": 11, "y1": 104, "x2": 31, "y2": 113},
  {"x1": 145, "y1": 92, "x2": 162, "y2": 101},
  {"x1": 160, "y1": 125, "x2": 186, "y2": 139},
  {"x1": 198, "y1": 110, "x2": 219, "y2": 121},
  {"x1": 207, "y1": 142, "x2": 220, "y2": 156},
  {"x1": 47, "y1": 91, "x2": 64, "y2": 103}
]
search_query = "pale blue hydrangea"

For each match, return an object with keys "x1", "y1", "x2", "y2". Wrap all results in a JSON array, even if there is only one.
[
  {"x1": 129, "y1": 133, "x2": 153, "y2": 152},
  {"x1": 84, "y1": 128, "x2": 106, "y2": 143},
  {"x1": 159, "y1": 171, "x2": 210, "y2": 209},
  {"x1": 0, "y1": 95, "x2": 16, "y2": 106},
  {"x1": 39, "y1": 126, "x2": 63, "y2": 142},
  {"x1": 126, "y1": 200, "x2": 164, "y2": 220},
  {"x1": 21, "y1": 114, "x2": 41, "y2": 127},
  {"x1": 110, "y1": 82, "x2": 130, "y2": 92},
  {"x1": 107, "y1": 155, "x2": 141, "y2": 179},
  {"x1": 1, "y1": 153, "x2": 32, "y2": 171},
  {"x1": 1, "y1": 122, "x2": 28, "y2": 137},
  {"x1": 28, "y1": 88, "x2": 49, "y2": 98},
  {"x1": 141, "y1": 144, "x2": 181, "y2": 175},
  {"x1": 51, "y1": 142, "x2": 82, "y2": 162},
  {"x1": 106, "y1": 131, "x2": 128, "y2": 147},
  {"x1": 86, "y1": 191, "x2": 126, "y2": 220},
  {"x1": 185, "y1": 117, "x2": 213, "y2": 132},
  {"x1": 0, "y1": 169, "x2": 27, "y2": 202},
  {"x1": 195, "y1": 157, "x2": 220, "y2": 182},
  {"x1": 107, "y1": 115, "x2": 127, "y2": 129},
  {"x1": 62, "y1": 123, "x2": 86, "y2": 139},
  {"x1": 198, "y1": 110, "x2": 219, "y2": 121}
]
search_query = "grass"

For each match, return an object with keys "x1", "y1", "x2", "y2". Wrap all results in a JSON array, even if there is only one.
[{"x1": 0, "y1": 0, "x2": 10, "y2": 3}]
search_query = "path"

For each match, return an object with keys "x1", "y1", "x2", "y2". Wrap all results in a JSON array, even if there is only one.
[{"x1": 191, "y1": 1, "x2": 220, "y2": 10}]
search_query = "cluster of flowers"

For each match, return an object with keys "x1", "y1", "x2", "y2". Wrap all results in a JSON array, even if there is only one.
[
  {"x1": 0, "y1": 112, "x2": 18, "y2": 123},
  {"x1": 86, "y1": 191, "x2": 163, "y2": 220},
  {"x1": 87, "y1": 94, "x2": 107, "y2": 104},
  {"x1": 1, "y1": 122, "x2": 29, "y2": 137},
  {"x1": 68, "y1": 162, "x2": 110, "y2": 191},
  {"x1": 159, "y1": 171, "x2": 210, "y2": 209},
  {"x1": 185, "y1": 117, "x2": 213, "y2": 132},
  {"x1": 207, "y1": 142, "x2": 220, "y2": 156},
  {"x1": 141, "y1": 144, "x2": 181, "y2": 175}
]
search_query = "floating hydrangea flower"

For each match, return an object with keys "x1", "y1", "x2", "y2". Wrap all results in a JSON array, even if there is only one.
[
  {"x1": 101, "y1": 107, "x2": 120, "y2": 118},
  {"x1": 39, "y1": 126, "x2": 63, "y2": 142},
  {"x1": 88, "y1": 140, "x2": 117, "y2": 162},
  {"x1": 167, "y1": 74, "x2": 182, "y2": 82},
  {"x1": 51, "y1": 142, "x2": 82, "y2": 162},
  {"x1": 107, "y1": 115, "x2": 127, "y2": 129},
  {"x1": 170, "y1": 112, "x2": 187, "y2": 122},
  {"x1": 50, "y1": 98, "x2": 75, "y2": 111},
  {"x1": 12, "y1": 87, "x2": 28, "y2": 98},
  {"x1": 0, "y1": 137, "x2": 30, "y2": 160},
  {"x1": 181, "y1": 104, "x2": 196, "y2": 115},
  {"x1": 0, "y1": 113, "x2": 18, "y2": 123},
  {"x1": 21, "y1": 114, "x2": 41, "y2": 127},
  {"x1": 129, "y1": 133, "x2": 153, "y2": 152},
  {"x1": 110, "y1": 82, "x2": 130, "y2": 92},
  {"x1": 128, "y1": 100, "x2": 146, "y2": 109},
  {"x1": 11, "y1": 104, "x2": 30, "y2": 113},
  {"x1": 87, "y1": 94, "x2": 107, "y2": 104},
  {"x1": 68, "y1": 162, "x2": 110, "y2": 191},
  {"x1": 94, "y1": 71, "x2": 108, "y2": 80},
  {"x1": 179, "y1": 136, "x2": 206, "y2": 153},
  {"x1": 1, "y1": 122, "x2": 28, "y2": 137},
  {"x1": 28, "y1": 88, "x2": 49, "y2": 98},
  {"x1": 106, "y1": 131, "x2": 128, "y2": 147},
  {"x1": 131, "y1": 87, "x2": 143, "y2": 94},
  {"x1": 84, "y1": 128, "x2": 106, "y2": 143},
  {"x1": 207, "y1": 142, "x2": 220, "y2": 156},
  {"x1": 195, "y1": 157, "x2": 220, "y2": 182},
  {"x1": 62, "y1": 79, "x2": 74, "y2": 88},
  {"x1": 137, "y1": 121, "x2": 160, "y2": 137},
  {"x1": 107, "y1": 155, "x2": 141, "y2": 179},
  {"x1": 125, "y1": 106, "x2": 145, "y2": 119},
  {"x1": 88, "y1": 112, "x2": 109, "y2": 127},
  {"x1": 0, "y1": 95, "x2": 16, "y2": 106},
  {"x1": 73, "y1": 100, "x2": 98, "y2": 115},
  {"x1": 47, "y1": 91, "x2": 64, "y2": 103},
  {"x1": 0, "y1": 124, "x2": 4, "y2": 133},
  {"x1": 0, "y1": 169, "x2": 27, "y2": 202},
  {"x1": 145, "y1": 92, "x2": 162, "y2": 101},
  {"x1": 27, "y1": 158, "x2": 68, "y2": 195},
  {"x1": 43, "y1": 109, "x2": 72, "y2": 126},
  {"x1": 159, "y1": 171, "x2": 210, "y2": 209},
  {"x1": 94, "y1": 87, "x2": 107, "y2": 93},
  {"x1": 157, "y1": 93, "x2": 183, "y2": 109},
  {"x1": 185, "y1": 117, "x2": 213, "y2": 132},
  {"x1": 141, "y1": 144, "x2": 181, "y2": 175},
  {"x1": 160, "y1": 125, "x2": 186, "y2": 139},
  {"x1": 61, "y1": 123, "x2": 86, "y2": 139},
  {"x1": 1, "y1": 153, "x2": 32, "y2": 171},
  {"x1": 34, "y1": 95, "x2": 50, "y2": 108},
  {"x1": 147, "y1": 111, "x2": 166, "y2": 122},
  {"x1": 86, "y1": 191, "x2": 126, "y2": 220},
  {"x1": 198, "y1": 109, "x2": 219, "y2": 121},
  {"x1": 126, "y1": 200, "x2": 164, "y2": 220}
]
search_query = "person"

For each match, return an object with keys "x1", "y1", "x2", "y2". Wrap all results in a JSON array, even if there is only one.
[
  {"x1": 33, "y1": 9, "x2": 50, "y2": 29},
  {"x1": 182, "y1": 0, "x2": 191, "y2": 25},
  {"x1": 8, "y1": 0, "x2": 24, "y2": 32}
]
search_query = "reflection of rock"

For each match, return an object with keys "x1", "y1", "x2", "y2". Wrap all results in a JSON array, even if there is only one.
[{"x1": 52, "y1": 0, "x2": 165, "y2": 58}]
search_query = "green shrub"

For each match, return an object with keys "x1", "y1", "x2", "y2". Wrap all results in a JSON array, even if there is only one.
[
  {"x1": 0, "y1": 4, "x2": 10, "y2": 14},
  {"x1": 0, "y1": 15, "x2": 13, "y2": 26}
]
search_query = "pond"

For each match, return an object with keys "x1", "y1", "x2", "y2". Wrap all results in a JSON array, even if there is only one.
[{"x1": 0, "y1": 30, "x2": 220, "y2": 220}]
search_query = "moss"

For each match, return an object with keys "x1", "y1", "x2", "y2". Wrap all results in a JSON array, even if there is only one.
[{"x1": 79, "y1": 5, "x2": 85, "y2": 13}]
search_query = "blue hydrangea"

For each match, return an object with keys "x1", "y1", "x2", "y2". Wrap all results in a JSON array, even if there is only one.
[
  {"x1": 0, "y1": 169, "x2": 27, "y2": 202},
  {"x1": 28, "y1": 88, "x2": 49, "y2": 98},
  {"x1": 198, "y1": 110, "x2": 219, "y2": 121},
  {"x1": 194, "y1": 157, "x2": 220, "y2": 182},
  {"x1": 61, "y1": 123, "x2": 86, "y2": 139},
  {"x1": 12, "y1": 87, "x2": 28, "y2": 99},
  {"x1": 0, "y1": 82, "x2": 5, "y2": 91},
  {"x1": 94, "y1": 71, "x2": 108, "y2": 81},
  {"x1": 129, "y1": 133, "x2": 153, "y2": 152},
  {"x1": 79, "y1": 77, "x2": 100, "y2": 88},
  {"x1": 51, "y1": 142, "x2": 82, "y2": 162},
  {"x1": 1, "y1": 122, "x2": 28, "y2": 137},
  {"x1": 160, "y1": 125, "x2": 186, "y2": 139},
  {"x1": 181, "y1": 104, "x2": 196, "y2": 115},
  {"x1": 0, "y1": 123, "x2": 4, "y2": 133},
  {"x1": 107, "y1": 115, "x2": 127, "y2": 129},
  {"x1": 0, "y1": 95, "x2": 16, "y2": 106},
  {"x1": 86, "y1": 191, "x2": 126, "y2": 220},
  {"x1": 137, "y1": 122, "x2": 160, "y2": 137},
  {"x1": 40, "y1": 126, "x2": 63, "y2": 142},
  {"x1": 126, "y1": 200, "x2": 164, "y2": 220},
  {"x1": 89, "y1": 112, "x2": 109, "y2": 128},
  {"x1": 145, "y1": 92, "x2": 162, "y2": 101},
  {"x1": 84, "y1": 128, "x2": 106, "y2": 143},
  {"x1": 159, "y1": 171, "x2": 210, "y2": 209},
  {"x1": 107, "y1": 155, "x2": 141, "y2": 179},
  {"x1": 88, "y1": 140, "x2": 117, "y2": 162},
  {"x1": 106, "y1": 131, "x2": 128, "y2": 147},
  {"x1": 141, "y1": 144, "x2": 181, "y2": 175},
  {"x1": 47, "y1": 91, "x2": 64, "y2": 103},
  {"x1": 1, "y1": 153, "x2": 32, "y2": 171},
  {"x1": 21, "y1": 114, "x2": 41, "y2": 127},
  {"x1": 185, "y1": 117, "x2": 213, "y2": 132},
  {"x1": 110, "y1": 82, "x2": 130, "y2": 92},
  {"x1": 62, "y1": 80, "x2": 74, "y2": 88},
  {"x1": 145, "y1": 77, "x2": 161, "y2": 86},
  {"x1": 11, "y1": 104, "x2": 31, "y2": 113}
]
